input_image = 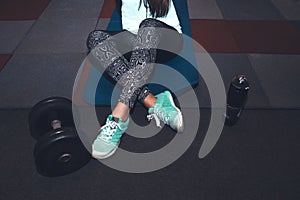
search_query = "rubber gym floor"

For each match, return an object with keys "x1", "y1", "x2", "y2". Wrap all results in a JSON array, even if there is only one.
[{"x1": 0, "y1": 0, "x2": 299, "y2": 199}]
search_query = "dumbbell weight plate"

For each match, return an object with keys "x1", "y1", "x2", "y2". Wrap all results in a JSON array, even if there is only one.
[
  {"x1": 29, "y1": 97, "x2": 74, "y2": 140},
  {"x1": 34, "y1": 127, "x2": 91, "y2": 177}
]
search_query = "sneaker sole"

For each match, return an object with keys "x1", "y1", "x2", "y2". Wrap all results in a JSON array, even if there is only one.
[
  {"x1": 165, "y1": 91, "x2": 184, "y2": 132},
  {"x1": 92, "y1": 146, "x2": 118, "y2": 160}
]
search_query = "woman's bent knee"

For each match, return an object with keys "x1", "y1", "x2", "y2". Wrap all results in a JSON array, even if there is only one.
[{"x1": 86, "y1": 30, "x2": 111, "y2": 51}]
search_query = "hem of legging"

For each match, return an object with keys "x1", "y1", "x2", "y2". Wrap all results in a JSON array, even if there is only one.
[
  {"x1": 118, "y1": 99, "x2": 133, "y2": 109},
  {"x1": 137, "y1": 88, "x2": 151, "y2": 103}
]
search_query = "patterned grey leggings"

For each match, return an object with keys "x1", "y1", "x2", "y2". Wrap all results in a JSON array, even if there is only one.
[{"x1": 88, "y1": 18, "x2": 182, "y2": 108}]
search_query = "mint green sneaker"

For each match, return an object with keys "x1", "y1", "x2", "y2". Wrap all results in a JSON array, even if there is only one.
[
  {"x1": 92, "y1": 115, "x2": 129, "y2": 159},
  {"x1": 147, "y1": 91, "x2": 184, "y2": 132}
]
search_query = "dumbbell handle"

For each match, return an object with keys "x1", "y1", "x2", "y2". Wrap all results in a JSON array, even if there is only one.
[{"x1": 51, "y1": 120, "x2": 62, "y2": 130}]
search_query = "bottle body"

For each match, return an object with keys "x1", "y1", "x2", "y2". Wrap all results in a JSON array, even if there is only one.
[{"x1": 225, "y1": 75, "x2": 250, "y2": 126}]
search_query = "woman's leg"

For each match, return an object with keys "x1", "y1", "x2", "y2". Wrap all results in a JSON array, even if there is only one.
[
  {"x1": 132, "y1": 20, "x2": 184, "y2": 132},
  {"x1": 88, "y1": 30, "x2": 132, "y2": 120},
  {"x1": 89, "y1": 27, "x2": 158, "y2": 159}
]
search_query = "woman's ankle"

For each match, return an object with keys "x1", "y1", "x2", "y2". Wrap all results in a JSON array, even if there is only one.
[
  {"x1": 143, "y1": 93, "x2": 157, "y2": 108},
  {"x1": 111, "y1": 102, "x2": 130, "y2": 122}
]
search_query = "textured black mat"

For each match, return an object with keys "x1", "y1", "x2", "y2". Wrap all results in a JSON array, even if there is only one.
[{"x1": 0, "y1": 109, "x2": 299, "y2": 200}]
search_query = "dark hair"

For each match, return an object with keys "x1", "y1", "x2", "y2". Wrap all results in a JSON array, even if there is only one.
[{"x1": 139, "y1": 0, "x2": 170, "y2": 18}]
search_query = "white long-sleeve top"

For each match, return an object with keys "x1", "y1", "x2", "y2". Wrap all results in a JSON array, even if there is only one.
[{"x1": 121, "y1": 0, "x2": 182, "y2": 34}]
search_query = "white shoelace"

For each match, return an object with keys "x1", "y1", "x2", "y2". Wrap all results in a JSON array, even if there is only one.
[
  {"x1": 147, "y1": 112, "x2": 170, "y2": 128},
  {"x1": 98, "y1": 120, "x2": 121, "y2": 142}
]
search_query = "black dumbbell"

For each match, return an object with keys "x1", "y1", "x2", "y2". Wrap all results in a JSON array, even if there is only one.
[
  {"x1": 225, "y1": 75, "x2": 250, "y2": 126},
  {"x1": 29, "y1": 97, "x2": 91, "y2": 177}
]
